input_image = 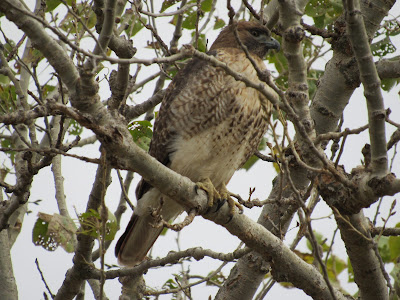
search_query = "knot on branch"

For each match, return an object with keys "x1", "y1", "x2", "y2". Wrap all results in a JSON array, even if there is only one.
[
  {"x1": 271, "y1": 264, "x2": 289, "y2": 282},
  {"x1": 192, "y1": 247, "x2": 206, "y2": 260},
  {"x1": 338, "y1": 57, "x2": 360, "y2": 89},
  {"x1": 109, "y1": 36, "x2": 137, "y2": 59},
  {"x1": 367, "y1": 173, "x2": 396, "y2": 197},
  {"x1": 33, "y1": 105, "x2": 48, "y2": 117},
  {"x1": 72, "y1": 71, "x2": 100, "y2": 111},
  {"x1": 284, "y1": 26, "x2": 305, "y2": 43},
  {"x1": 245, "y1": 252, "x2": 271, "y2": 273},
  {"x1": 181, "y1": 44, "x2": 195, "y2": 57},
  {"x1": 301, "y1": 119, "x2": 315, "y2": 133},
  {"x1": 258, "y1": 69, "x2": 272, "y2": 83},
  {"x1": 109, "y1": 70, "x2": 129, "y2": 100},
  {"x1": 317, "y1": 169, "x2": 359, "y2": 215},
  {"x1": 371, "y1": 109, "x2": 386, "y2": 120},
  {"x1": 362, "y1": 144, "x2": 371, "y2": 168},
  {"x1": 318, "y1": 166, "x2": 397, "y2": 215},
  {"x1": 286, "y1": 89, "x2": 308, "y2": 103}
]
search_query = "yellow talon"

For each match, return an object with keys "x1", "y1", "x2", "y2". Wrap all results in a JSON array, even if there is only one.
[
  {"x1": 219, "y1": 185, "x2": 244, "y2": 215},
  {"x1": 195, "y1": 178, "x2": 220, "y2": 208},
  {"x1": 196, "y1": 178, "x2": 243, "y2": 215}
]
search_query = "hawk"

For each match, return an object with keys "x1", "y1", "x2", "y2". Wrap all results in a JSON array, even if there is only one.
[{"x1": 116, "y1": 21, "x2": 280, "y2": 266}]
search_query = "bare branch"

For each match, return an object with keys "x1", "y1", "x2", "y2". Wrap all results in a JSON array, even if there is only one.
[
  {"x1": 345, "y1": 0, "x2": 388, "y2": 176},
  {"x1": 120, "y1": 90, "x2": 165, "y2": 121},
  {"x1": 35, "y1": 259, "x2": 55, "y2": 300},
  {"x1": 334, "y1": 209, "x2": 389, "y2": 300}
]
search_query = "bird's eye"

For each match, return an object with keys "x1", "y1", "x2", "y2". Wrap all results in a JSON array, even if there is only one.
[{"x1": 250, "y1": 30, "x2": 260, "y2": 37}]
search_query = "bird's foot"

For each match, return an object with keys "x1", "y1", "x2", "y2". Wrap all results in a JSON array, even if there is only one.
[
  {"x1": 195, "y1": 178, "x2": 243, "y2": 215},
  {"x1": 195, "y1": 178, "x2": 221, "y2": 209},
  {"x1": 219, "y1": 185, "x2": 244, "y2": 215}
]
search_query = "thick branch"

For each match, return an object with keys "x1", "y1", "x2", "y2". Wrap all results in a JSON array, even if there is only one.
[
  {"x1": 0, "y1": 229, "x2": 18, "y2": 299},
  {"x1": 335, "y1": 211, "x2": 389, "y2": 300},
  {"x1": 310, "y1": 0, "x2": 395, "y2": 136},
  {"x1": 345, "y1": 0, "x2": 388, "y2": 176}
]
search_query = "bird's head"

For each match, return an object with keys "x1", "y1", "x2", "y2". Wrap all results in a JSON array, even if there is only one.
[{"x1": 210, "y1": 21, "x2": 280, "y2": 58}]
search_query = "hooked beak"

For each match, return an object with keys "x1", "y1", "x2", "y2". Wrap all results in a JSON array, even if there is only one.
[{"x1": 264, "y1": 36, "x2": 280, "y2": 51}]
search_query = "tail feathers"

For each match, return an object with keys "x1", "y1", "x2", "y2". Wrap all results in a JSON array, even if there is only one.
[
  {"x1": 115, "y1": 189, "x2": 184, "y2": 266},
  {"x1": 116, "y1": 213, "x2": 163, "y2": 267}
]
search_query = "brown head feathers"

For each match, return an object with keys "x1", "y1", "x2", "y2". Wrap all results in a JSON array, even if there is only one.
[{"x1": 210, "y1": 21, "x2": 280, "y2": 58}]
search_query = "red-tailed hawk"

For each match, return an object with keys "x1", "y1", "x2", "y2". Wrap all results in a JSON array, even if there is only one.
[{"x1": 116, "y1": 21, "x2": 280, "y2": 266}]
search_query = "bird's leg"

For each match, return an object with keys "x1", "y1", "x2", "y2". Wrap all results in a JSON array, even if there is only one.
[
  {"x1": 195, "y1": 178, "x2": 221, "y2": 208},
  {"x1": 195, "y1": 178, "x2": 243, "y2": 215}
]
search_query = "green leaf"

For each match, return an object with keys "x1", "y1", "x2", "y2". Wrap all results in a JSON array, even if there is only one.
[
  {"x1": 46, "y1": 0, "x2": 62, "y2": 12},
  {"x1": 78, "y1": 209, "x2": 118, "y2": 241},
  {"x1": 389, "y1": 223, "x2": 400, "y2": 261},
  {"x1": 305, "y1": 0, "x2": 331, "y2": 17},
  {"x1": 347, "y1": 258, "x2": 354, "y2": 282},
  {"x1": 105, "y1": 210, "x2": 118, "y2": 241},
  {"x1": 0, "y1": 84, "x2": 17, "y2": 113},
  {"x1": 68, "y1": 119, "x2": 83, "y2": 136},
  {"x1": 390, "y1": 262, "x2": 400, "y2": 299},
  {"x1": 60, "y1": 4, "x2": 97, "y2": 33},
  {"x1": 381, "y1": 78, "x2": 400, "y2": 92},
  {"x1": 182, "y1": 10, "x2": 197, "y2": 29},
  {"x1": 371, "y1": 36, "x2": 397, "y2": 57},
  {"x1": 1, "y1": 137, "x2": 15, "y2": 165},
  {"x1": 33, "y1": 217, "x2": 58, "y2": 251},
  {"x1": 161, "y1": 0, "x2": 179, "y2": 13},
  {"x1": 191, "y1": 32, "x2": 207, "y2": 52},
  {"x1": 0, "y1": 74, "x2": 10, "y2": 85},
  {"x1": 162, "y1": 278, "x2": 178, "y2": 290},
  {"x1": 326, "y1": 255, "x2": 347, "y2": 282},
  {"x1": 268, "y1": 45, "x2": 287, "y2": 73},
  {"x1": 33, "y1": 213, "x2": 77, "y2": 252},
  {"x1": 213, "y1": 17, "x2": 226, "y2": 30},
  {"x1": 306, "y1": 231, "x2": 330, "y2": 252},
  {"x1": 305, "y1": 0, "x2": 342, "y2": 28},
  {"x1": 377, "y1": 236, "x2": 392, "y2": 263},
  {"x1": 79, "y1": 209, "x2": 101, "y2": 238},
  {"x1": 385, "y1": 20, "x2": 400, "y2": 37},
  {"x1": 128, "y1": 120, "x2": 153, "y2": 151},
  {"x1": 125, "y1": 17, "x2": 147, "y2": 37},
  {"x1": 313, "y1": 15, "x2": 326, "y2": 29},
  {"x1": 2, "y1": 40, "x2": 16, "y2": 58},
  {"x1": 201, "y1": 0, "x2": 213, "y2": 12}
]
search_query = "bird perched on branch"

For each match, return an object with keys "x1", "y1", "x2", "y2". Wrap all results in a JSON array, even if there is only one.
[{"x1": 116, "y1": 21, "x2": 280, "y2": 266}]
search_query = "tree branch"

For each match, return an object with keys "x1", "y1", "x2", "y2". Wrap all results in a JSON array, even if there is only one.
[
  {"x1": 334, "y1": 210, "x2": 389, "y2": 300},
  {"x1": 344, "y1": 0, "x2": 388, "y2": 176}
]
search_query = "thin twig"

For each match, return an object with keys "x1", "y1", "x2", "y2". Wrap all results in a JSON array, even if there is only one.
[
  {"x1": 0, "y1": 147, "x2": 101, "y2": 164},
  {"x1": 35, "y1": 258, "x2": 55, "y2": 299},
  {"x1": 116, "y1": 169, "x2": 135, "y2": 211},
  {"x1": 159, "y1": 209, "x2": 197, "y2": 231}
]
